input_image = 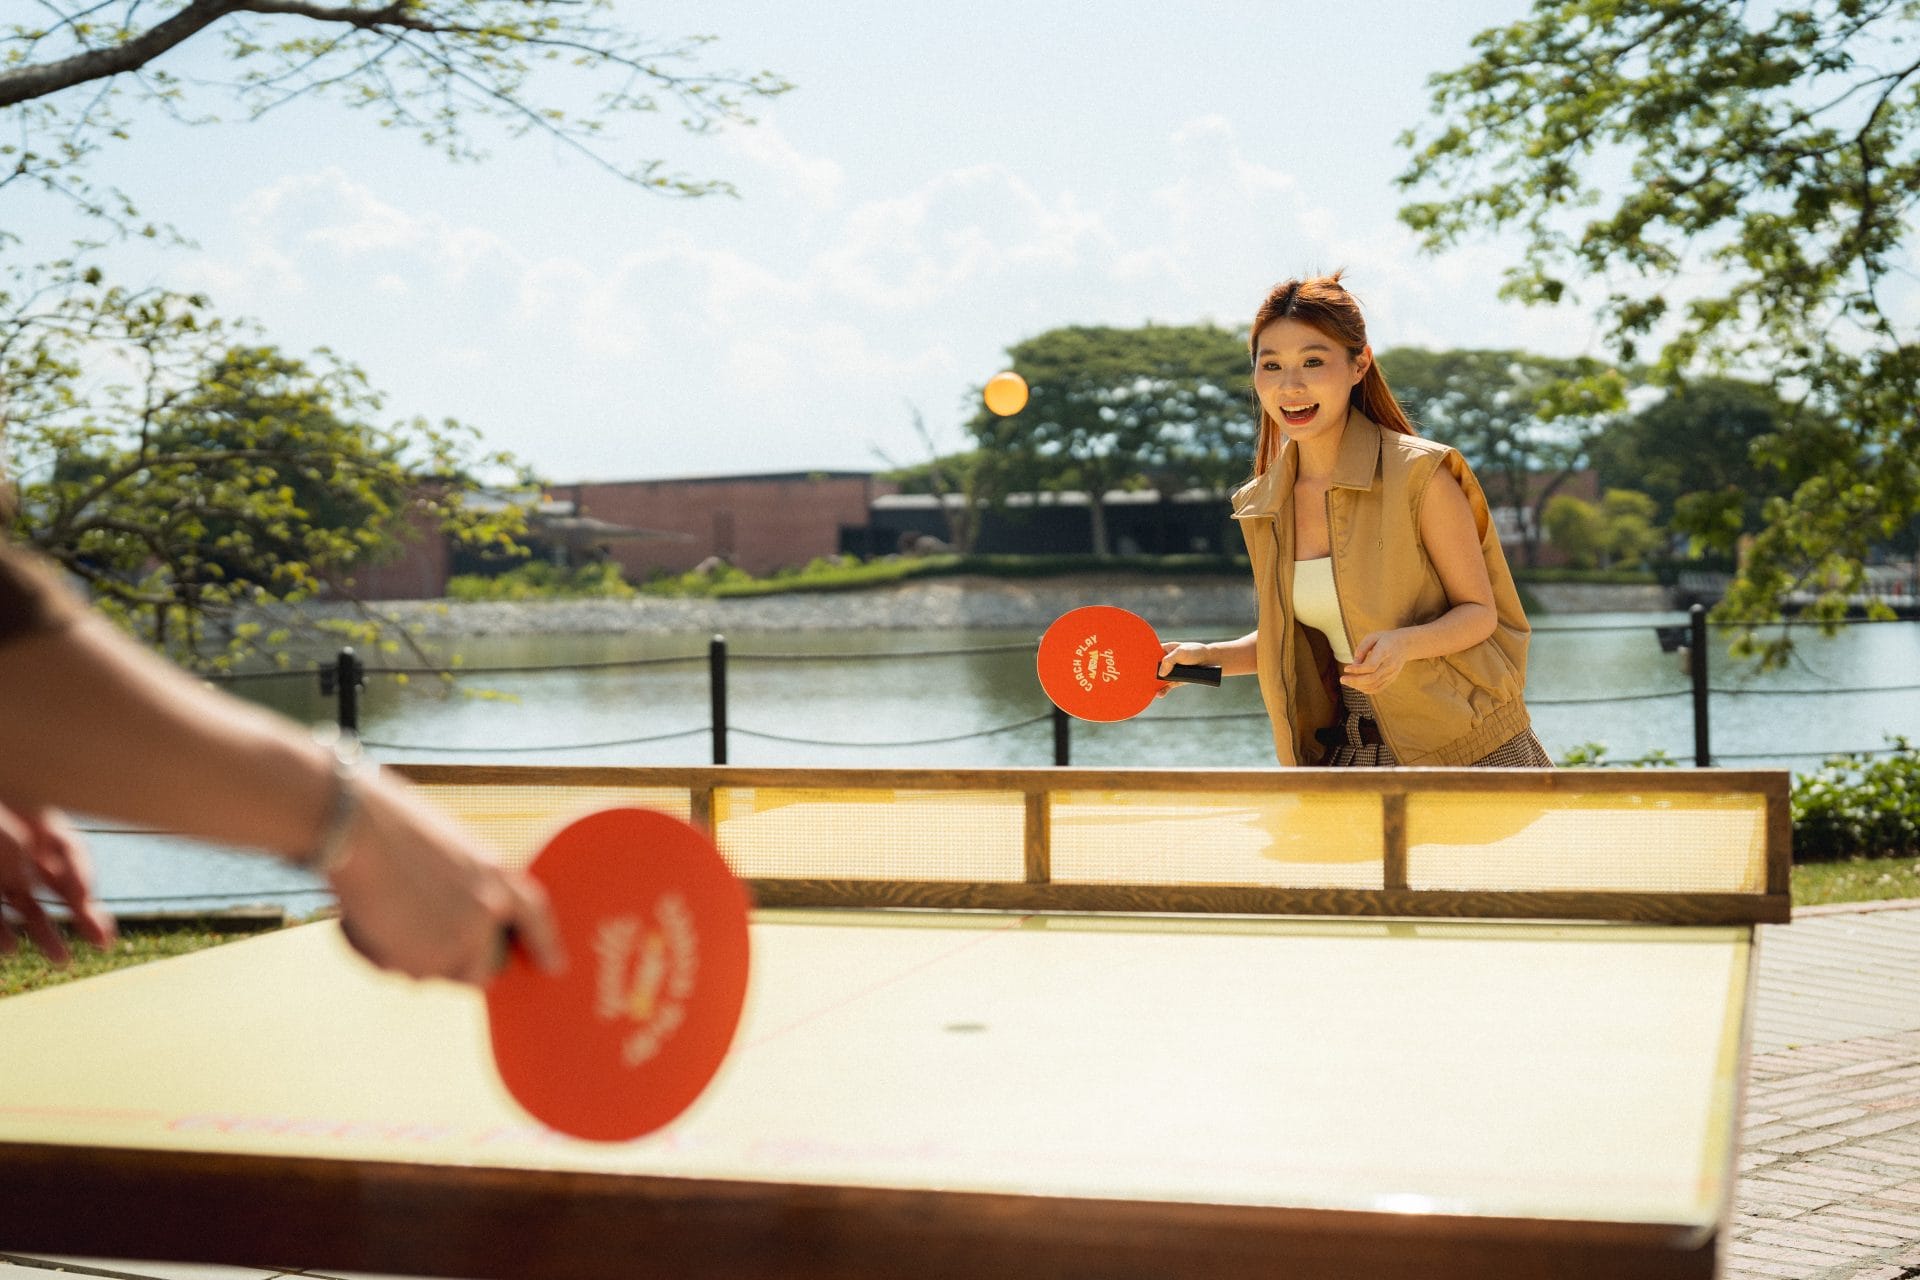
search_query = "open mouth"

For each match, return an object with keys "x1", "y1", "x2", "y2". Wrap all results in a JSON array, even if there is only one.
[{"x1": 1279, "y1": 403, "x2": 1319, "y2": 426}]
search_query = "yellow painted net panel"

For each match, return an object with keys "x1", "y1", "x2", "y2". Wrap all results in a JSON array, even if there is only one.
[
  {"x1": 410, "y1": 784, "x2": 693, "y2": 872},
  {"x1": 1050, "y1": 790, "x2": 1384, "y2": 888},
  {"x1": 406, "y1": 775, "x2": 1775, "y2": 897},
  {"x1": 712, "y1": 787, "x2": 1026, "y2": 881},
  {"x1": 1406, "y1": 791, "x2": 1769, "y2": 894}
]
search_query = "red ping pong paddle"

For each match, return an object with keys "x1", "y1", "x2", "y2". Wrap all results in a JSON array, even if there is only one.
[
  {"x1": 1037, "y1": 605, "x2": 1222, "y2": 723},
  {"x1": 486, "y1": 808, "x2": 751, "y2": 1143}
]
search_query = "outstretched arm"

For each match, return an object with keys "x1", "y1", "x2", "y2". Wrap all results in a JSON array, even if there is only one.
[{"x1": 0, "y1": 611, "x2": 562, "y2": 984}]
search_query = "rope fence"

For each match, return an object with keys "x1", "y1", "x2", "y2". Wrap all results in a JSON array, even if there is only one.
[
  {"x1": 730, "y1": 713, "x2": 1055, "y2": 749},
  {"x1": 200, "y1": 605, "x2": 1917, "y2": 768},
  {"x1": 361, "y1": 727, "x2": 708, "y2": 753},
  {"x1": 61, "y1": 609, "x2": 1919, "y2": 912}
]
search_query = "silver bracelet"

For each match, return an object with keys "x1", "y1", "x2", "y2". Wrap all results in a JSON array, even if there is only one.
[{"x1": 303, "y1": 727, "x2": 372, "y2": 876}]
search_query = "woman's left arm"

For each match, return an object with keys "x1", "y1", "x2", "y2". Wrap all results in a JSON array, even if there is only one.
[{"x1": 1341, "y1": 468, "x2": 1498, "y2": 695}]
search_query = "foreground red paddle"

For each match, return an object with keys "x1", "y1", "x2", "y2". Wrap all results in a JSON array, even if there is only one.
[
  {"x1": 486, "y1": 808, "x2": 751, "y2": 1142},
  {"x1": 1037, "y1": 605, "x2": 1222, "y2": 723}
]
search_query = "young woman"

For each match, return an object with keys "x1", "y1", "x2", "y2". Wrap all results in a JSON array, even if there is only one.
[{"x1": 1159, "y1": 274, "x2": 1551, "y2": 767}]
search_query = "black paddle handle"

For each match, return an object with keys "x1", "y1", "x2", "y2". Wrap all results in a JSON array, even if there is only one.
[{"x1": 1164, "y1": 663, "x2": 1222, "y2": 687}]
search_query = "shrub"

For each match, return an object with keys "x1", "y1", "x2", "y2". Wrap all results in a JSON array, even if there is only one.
[
  {"x1": 633, "y1": 553, "x2": 1251, "y2": 598},
  {"x1": 1792, "y1": 738, "x2": 1920, "y2": 861},
  {"x1": 1555, "y1": 741, "x2": 1681, "y2": 767},
  {"x1": 446, "y1": 560, "x2": 634, "y2": 601}
]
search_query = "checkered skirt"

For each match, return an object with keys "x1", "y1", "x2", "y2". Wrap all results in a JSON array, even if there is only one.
[{"x1": 1320, "y1": 689, "x2": 1553, "y2": 768}]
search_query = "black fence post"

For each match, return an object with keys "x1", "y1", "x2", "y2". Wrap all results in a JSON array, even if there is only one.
[
  {"x1": 1689, "y1": 603, "x2": 1710, "y2": 767},
  {"x1": 1052, "y1": 705, "x2": 1071, "y2": 767},
  {"x1": 317, "y1": 648, "x2": 365, "y2": 734},
  {"x1": 709, "y1": 635, "x2": 729, "y2": 765}
]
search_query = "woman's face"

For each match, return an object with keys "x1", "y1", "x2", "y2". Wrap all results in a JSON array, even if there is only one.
[{"x1": 1252, "y1": 317, "x2": 1371, "y2": 446}]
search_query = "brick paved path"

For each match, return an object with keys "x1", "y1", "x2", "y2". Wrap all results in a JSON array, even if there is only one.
[{"x1": 1730, "y1": 895, "x2": 1920, "y2": 1280}]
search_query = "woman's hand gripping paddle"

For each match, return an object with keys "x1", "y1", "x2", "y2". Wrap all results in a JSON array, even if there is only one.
[
  {"x1": 486, "y1": 808, "x2": 751, "y2": 1142},
  {"x1": 1036, "y1": 605, "x2": 1222, "y2": 723}
]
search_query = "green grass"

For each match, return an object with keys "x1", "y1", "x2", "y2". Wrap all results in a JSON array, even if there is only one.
[
  {"x1": 0, "y1": 925, "x2": 267, "y2": 998},
  {"x1": 687, "y1": 553, "x2": 1250, "y2": 599},
  {"x1": 1792, "y1": 855, "x2": 1920, "y2": 908},
  {"x1": 447, "y1": 551, "x2": 1256, "y2": 601}
]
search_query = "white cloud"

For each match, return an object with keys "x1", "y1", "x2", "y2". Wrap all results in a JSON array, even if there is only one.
[
  {"x1": 230, "y1": 168, "x2": 517, "y2": 286},
  {"x1": 174, "y1": 251, "x2": 306, "y2": 305},
  {"x1": 720, "y1": 118, "x2": 846, "y2": 211},
  {"x1": 808, "y1": 164, "x2": 1114, "y2": 311}
]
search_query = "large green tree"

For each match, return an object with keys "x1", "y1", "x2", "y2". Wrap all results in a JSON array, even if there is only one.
[
  {"x1": 1377, "y1": 347, "x2": 1628, "y2": 568},
  {"x1": 1399, "y1": 0, "x2": 1920, "y2": 654},
  {"x1": 4, "y1": 272, "x2": 528, "y2": 667},
  {"x1": 1543, "y1": 488, "x2": 1662, "y2": 570},
  {"x1": 972, "y1": 324, "x2": 1249, "y2": 557},
  {"x1": 1588, "y1": 377, "x2": 1853, "y2": 555}
]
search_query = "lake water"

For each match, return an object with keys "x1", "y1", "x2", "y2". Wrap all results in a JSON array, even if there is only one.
[{"x1": 82, "y1": 610, "x2": 1920, "y2": 915}]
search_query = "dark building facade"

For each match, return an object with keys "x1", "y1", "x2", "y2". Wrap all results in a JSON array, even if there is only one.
[{"x1": 856, "y1": 491, "x2": 1238, "y2": 559}]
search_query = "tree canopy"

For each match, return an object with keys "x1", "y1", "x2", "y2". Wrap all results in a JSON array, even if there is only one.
[
  {"x1": 1588, "y1": 377, "x2": 1854, "y2": 556},
  {"x1": 1, "y1": 0, "x2": 794, "y2": 238},
  {"x1": 1376, "y1": 347, "x2": 1627, "y2": 568},
  {"x1": 1399, "y1": 0, "x2": 1920, "y2": 649},
  {"x1": 3, "y1": 270, "x2": 528, "y2": 667},
  {"x1": 970, "y1": 324, "x2": 1250, "y2": 557},
  {"x1": 1543, "y1": 488, "x2": 1662, "y2": 571}
]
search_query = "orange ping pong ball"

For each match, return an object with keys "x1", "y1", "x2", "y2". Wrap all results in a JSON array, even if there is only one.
[{"x1": 983, "y1": 370, "x2": 1029, "y2": 416}]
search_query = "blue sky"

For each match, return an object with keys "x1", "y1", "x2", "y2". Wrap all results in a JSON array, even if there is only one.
[{"x1": 18, "y1": 1, "x2": 1606, "y2": 485}]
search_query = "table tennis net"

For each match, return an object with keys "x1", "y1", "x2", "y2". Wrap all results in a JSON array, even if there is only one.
[
  {"x1": 405, "y1": 784, "x2": 694, "y2": 874},
  {"x1": 407, "y1": 771, "x2": 1775, "y2": 898}
]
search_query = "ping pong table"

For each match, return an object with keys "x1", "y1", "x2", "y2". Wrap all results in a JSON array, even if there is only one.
[{"x1": 0, "y1": 765, "x2": 1791, "y2": 1279}]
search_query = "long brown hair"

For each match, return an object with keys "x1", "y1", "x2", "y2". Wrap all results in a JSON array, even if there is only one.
[{"x1": 1248, "y1": 273, "x2": 1415, "y2": 475}]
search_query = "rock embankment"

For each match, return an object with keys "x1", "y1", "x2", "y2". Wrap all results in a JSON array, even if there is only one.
[
  {"x1": 296, "y1": 575, "x2": 1257, "y2": 637},
  {"x1": 1523, "y1": 582, "x2": 1672, "y2": 614},
  {"x1": 291, "y1": 576, "x2": 1674, "y2": 638}
]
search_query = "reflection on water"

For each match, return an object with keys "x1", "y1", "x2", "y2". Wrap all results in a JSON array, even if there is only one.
[{"x1": 90, "y1": 611, "x2": 1919, "y2": 911}]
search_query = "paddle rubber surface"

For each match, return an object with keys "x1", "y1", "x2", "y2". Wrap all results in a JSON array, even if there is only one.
[
  {"x1": 1037, "y1": 605, "x2": 1221, "y2": 722},
  {"x1": 487, "y1": 807, "x2": 751, "y2": 1142}
]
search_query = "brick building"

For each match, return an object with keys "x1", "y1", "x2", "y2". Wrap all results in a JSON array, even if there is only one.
[
  {"x1": 338, "y1": 508, "x2": 453, "y2": 599},
  {"x1": 562, "y1": 471, "x2": 898, "y2": 581}
]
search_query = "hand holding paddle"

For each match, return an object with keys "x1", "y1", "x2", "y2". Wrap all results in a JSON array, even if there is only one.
[
  {"x1": 327, "y1": 764, "x2": 565, "y2": 988},
  {"x1": 1037, "y1": 606, "x2": 1221, "y2": 723}
]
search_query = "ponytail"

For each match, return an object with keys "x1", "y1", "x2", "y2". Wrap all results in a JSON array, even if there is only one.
[{"x1": 1354, "y1": 362, "x2": 1416, "y2": 438}]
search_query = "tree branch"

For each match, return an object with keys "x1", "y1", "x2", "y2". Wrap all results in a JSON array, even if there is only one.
[
  {"x1": 0, "y1": 2, "x2": 500, "y2": 109},
  {"x1": 0, "y1": 0, "x2": 243, "y2": 107}
]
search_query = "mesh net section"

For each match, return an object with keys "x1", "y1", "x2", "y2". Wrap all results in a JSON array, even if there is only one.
[
  {"x1": 1050, "y1": 790, "x2": 1384, "y2": 888},
  {"x1": 410, "y1": 784, "x2": 693, "y2": 872},
  {"x1": 1406, "y1": 792, "x2": 1769, "y2": 894},
  {"x1": 713, "y1": 787, "x2": 1027, "y2": 881}
]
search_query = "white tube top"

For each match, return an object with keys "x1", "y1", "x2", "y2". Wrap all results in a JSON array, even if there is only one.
[{"x1": 1291, "y1": 557, "x2": 1354, "y2": 663}]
